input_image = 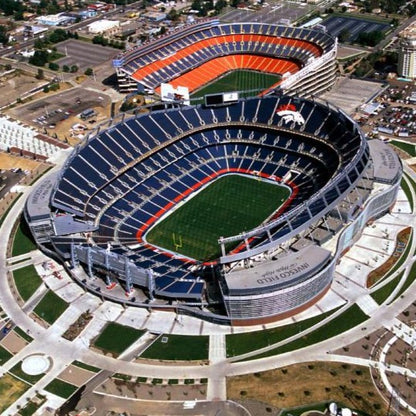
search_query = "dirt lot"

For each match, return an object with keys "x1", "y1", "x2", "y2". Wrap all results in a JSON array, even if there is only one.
[
  {"x1": 0, "y1": 69, "x2": 46, "y2": 109},
  {"x1": 58, "y1": 364, "x2": 96, "y2": 387},
  {"x1": 0, "y1": 331, "x2": 29, "y2": 354}
]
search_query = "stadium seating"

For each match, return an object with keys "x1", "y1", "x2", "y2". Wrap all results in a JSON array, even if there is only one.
[
  {"x1": 118, "y1": 22, "x2": 333, "y2": 92},
  {"x1": 0, "y1": 116, "x2": 66, "y2": 160},
  {"x1": 51, "y1": 95, "x2": 365, "y2": 299}
]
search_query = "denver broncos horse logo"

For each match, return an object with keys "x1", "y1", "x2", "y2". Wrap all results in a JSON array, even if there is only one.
[{"x1": 276, "y1": 104, "x2": 305, "y2": 126}]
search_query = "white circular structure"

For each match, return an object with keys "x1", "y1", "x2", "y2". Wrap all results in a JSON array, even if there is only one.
[{"x1": 21, "y1": 354, "x2": 50, "y2": 375}]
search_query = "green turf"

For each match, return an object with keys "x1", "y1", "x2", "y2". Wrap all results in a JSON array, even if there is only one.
[
  {"x1": 12, "y1": 219, "x2": 37, "y2": 257},
  {"x1": 19, "y1": 395, "x2": 46, "y2": 416},
  {"x1": 391, "y1": 140, "x2": 416, "y2": 157},
  {"x1": 226, "y1": 307, "x2": 340, "y2": 357},
  {"x1": 93, "y1": 322, "x2": 144, "y2": 356},
  {"x1": 146, "y1": 175, "x2": 290, "y2": 260},
  {"x1": 191, "y1": 70, "x2": 281, "y2": 100},
  {"x1": 9, "y1": 362, "x2": 45, "y2": 385},
  {"x1": 13, "y1": 265, "x2": 43, "y2": 302},
  {"x1": 13, "y1": 327, "x2": 33, "y2": 343},
  {"x1": 33, "y1": 290, "x2": 69, "y2": 325},
  {"x1": 0, "y1": 345, "x2": 12, "y2": 365},
  {"x1": 391, "y1": 261, "x2": 416, "y2": 302},
  {"x1": 372, "y1": 271, "x2": 404, "y2": 305},
  {"x1": 44, "y1": 378, "x2": 78, "y2": 398},
  {"x1": 246, "y1": 305, "x2": 368, "y2": 360},
  {"x1": 72, "y1": 360, "x2": 100, "y2": 373},
  {"x1": 141, "y1": 334, "x2": 209, "y2": 361}
]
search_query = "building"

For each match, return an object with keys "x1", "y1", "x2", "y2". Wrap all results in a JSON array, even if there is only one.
[
  {"x1": 398, "y1": 21, "x2": 416, "y2": 78},
  {"x1": 35, "y1": 13, "x2": 73, "y2": 26},
  {"x1": 87, "y1": 19, "x2": 120, "y2": 35}
]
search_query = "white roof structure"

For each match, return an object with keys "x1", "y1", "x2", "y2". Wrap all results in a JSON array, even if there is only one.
[{"x1": 88, "y1": 19, "x2": 119, "y2": 34}]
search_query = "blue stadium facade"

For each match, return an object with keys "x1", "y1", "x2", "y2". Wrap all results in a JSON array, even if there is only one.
[{"x1": 26, "y1": 93, "x2": 402, "y2": 325}]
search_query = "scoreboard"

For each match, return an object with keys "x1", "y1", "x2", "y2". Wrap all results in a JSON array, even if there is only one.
[{"x1": 205, "y1": 92, "x2": 239, "y2": 107}]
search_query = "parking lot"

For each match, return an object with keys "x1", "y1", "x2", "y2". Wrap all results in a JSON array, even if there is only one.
[
  {"x1": 55, "y1": 39, "x2": 120, "y2": 71},
  {"x1": 7, "y1": 87, "x2": 111, "y2": 132},
  {"x1": 321, "y1": 16, "x2": 391, "y2": 42},
  {"x1": 221, "y1": 1, "x2": 313, "y2": 24}
]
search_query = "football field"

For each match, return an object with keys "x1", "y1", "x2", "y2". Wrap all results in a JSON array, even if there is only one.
[
  {"x1": 145, "y1": 174, "x2": 290, "y2": 261},
  {"x1": 191, "y1": 70, "x2": 281, "y2": 100}
]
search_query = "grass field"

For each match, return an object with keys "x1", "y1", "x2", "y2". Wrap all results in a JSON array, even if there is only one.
[
  {"x1": 146, "y1": 175, "x2": 290, "y2": 260},
  {"x1": 141, "y1": 334, "x2": 209, "y2": 361},
  {"x1": 191, "y1": 70, "x2": 281, "y2": 100},
  {"x1": 0, "y1": 373, "x2": 30, "y2": 413},
  {"x1": 13, "y1": 265, "x2": 43, "y2": 302},
  {"x1": 0, "y1": 345, "x2": 13, "y2": 365},
  {"x1": 33, "y1": 290, "x2": 69, "y2": 324},
  {"x1": 93, "y1": 322, "x2": 144, "y2": 356},
  {"x1": 12, "y1": 219, "x2": 36, "y2": 257},
  {"x1": 227, "y1": 362, "x2": 386, "y2": 416},
  {"x1": 44, "y1": 378, "x2": 78, "y2": 398}
]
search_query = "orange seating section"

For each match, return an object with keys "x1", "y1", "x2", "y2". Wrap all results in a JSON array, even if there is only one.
[
  {"x1": 132, "y1": 34, "x2": 320, "y2": 82},
  {"x1": 163, "y1": 55, "x2": 300, "y2": 93}
]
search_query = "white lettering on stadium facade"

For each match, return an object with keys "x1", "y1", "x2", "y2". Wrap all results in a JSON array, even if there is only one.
[{"x1": 256, "y1": 262, "x2": 310, "y2": 285}]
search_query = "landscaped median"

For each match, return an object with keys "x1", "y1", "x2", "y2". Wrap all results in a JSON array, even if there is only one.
[{"x1": 366, "y1": 227, "x2": 412, "y2": 288}]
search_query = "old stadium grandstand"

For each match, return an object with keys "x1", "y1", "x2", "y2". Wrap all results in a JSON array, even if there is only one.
[
  {"x1": 25, "y1": 93, "x2": 402, "y2": 325},
  {"x1": 113, "y1": 20, "x2": 337, "y2": 98}
]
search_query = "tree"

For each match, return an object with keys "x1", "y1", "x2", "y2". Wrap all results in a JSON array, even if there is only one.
[
  {"x1": 338, "y1": 29, "x2": 351, "y2": 43},
  {"x1": 62, "y1": 64, "x2": 70, "y2": 72},
  {"x1": 36, "y1": 68, "x2": 44, "y2": 79},
  {"x1": 48, "y1": 62, "x2": 59, "y2": 70},
  {"x1": 356, "y1": 30, "x2": 384, "y2": 47},
  {"x1": 29, "y1": 50, "x2": 49, "y2": 66},
  {"x1": 0, "y1": 25, "x2": 8, "y2": 45},
  {"x1": 70, "y1": 64, "x2": 78, "y2": 73},
  {"x1": 84, "y1": 67, "x2": 93, "y2": 76}
]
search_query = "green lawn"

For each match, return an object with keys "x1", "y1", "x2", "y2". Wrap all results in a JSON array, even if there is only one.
[
  {"x1": 93, "y1": 322, "x2": 144, "y2": 356},
  {"x1": 13, "y1": 265, "x2": 43, "y2": 302},
  {"x1": 19, "y1": 395, "x2": 46, "y2": 416},
  {"x1": 146, "y1": 175, "x2": 290, "y2": 260},
  {"x1": 33, "y1": 290, "x2": 69, "y2": 324},
  {"x1": 141, "y1": 334, "x2": 209, "y2": 361},
  {"x1": 226, "y1": 307, "x2": 340, "y2": 357},
  {"x1": 246, "y1": 305, "x2": 368, "y2": 360},
  {"x1": 372, "y1": 271, "x2": 404, "y2": 305},
  {"x1": 72, "y1": 360, "x2": 100, "y2": 373},
  {"x1": 12, "y1": 219, "x2": 37, "y2": 257},
  {"x1": 9, "y1": 362, "x2": 45, "y2": 385},
  {"x1": 0, "y1": 345, "x2": 13, "y2": 365},
  {"x1": 391, "y1": 140, "x2": 416, "y2": 157},
  {"x1": 390, "y1": 261, "x2": 416, "y2": 302},
  {"x1": 13, "y1": 327, "x2": 33, "y2": 343},
  {"x1": 44, "y1": 378, "x2": 78, "y2": 398},
  {"x1": 191, "y1": 70, "x2": 281, "y2": 100}
]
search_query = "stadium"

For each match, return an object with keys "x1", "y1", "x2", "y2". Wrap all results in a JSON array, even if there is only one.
[
  {"x1": 112, "y1": 20, "x2": 338, "y2": 98},
  {"x1": 25, "y1": 88, "x2": 402, "y2": 325},
  {"x1": 24, "y1": 20, "x2": 402, "y2": 325}
]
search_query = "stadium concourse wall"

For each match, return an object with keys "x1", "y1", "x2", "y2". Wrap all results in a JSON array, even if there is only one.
[{"x1": 223, "y1": 169, "x2": 402, "y2": 325}]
